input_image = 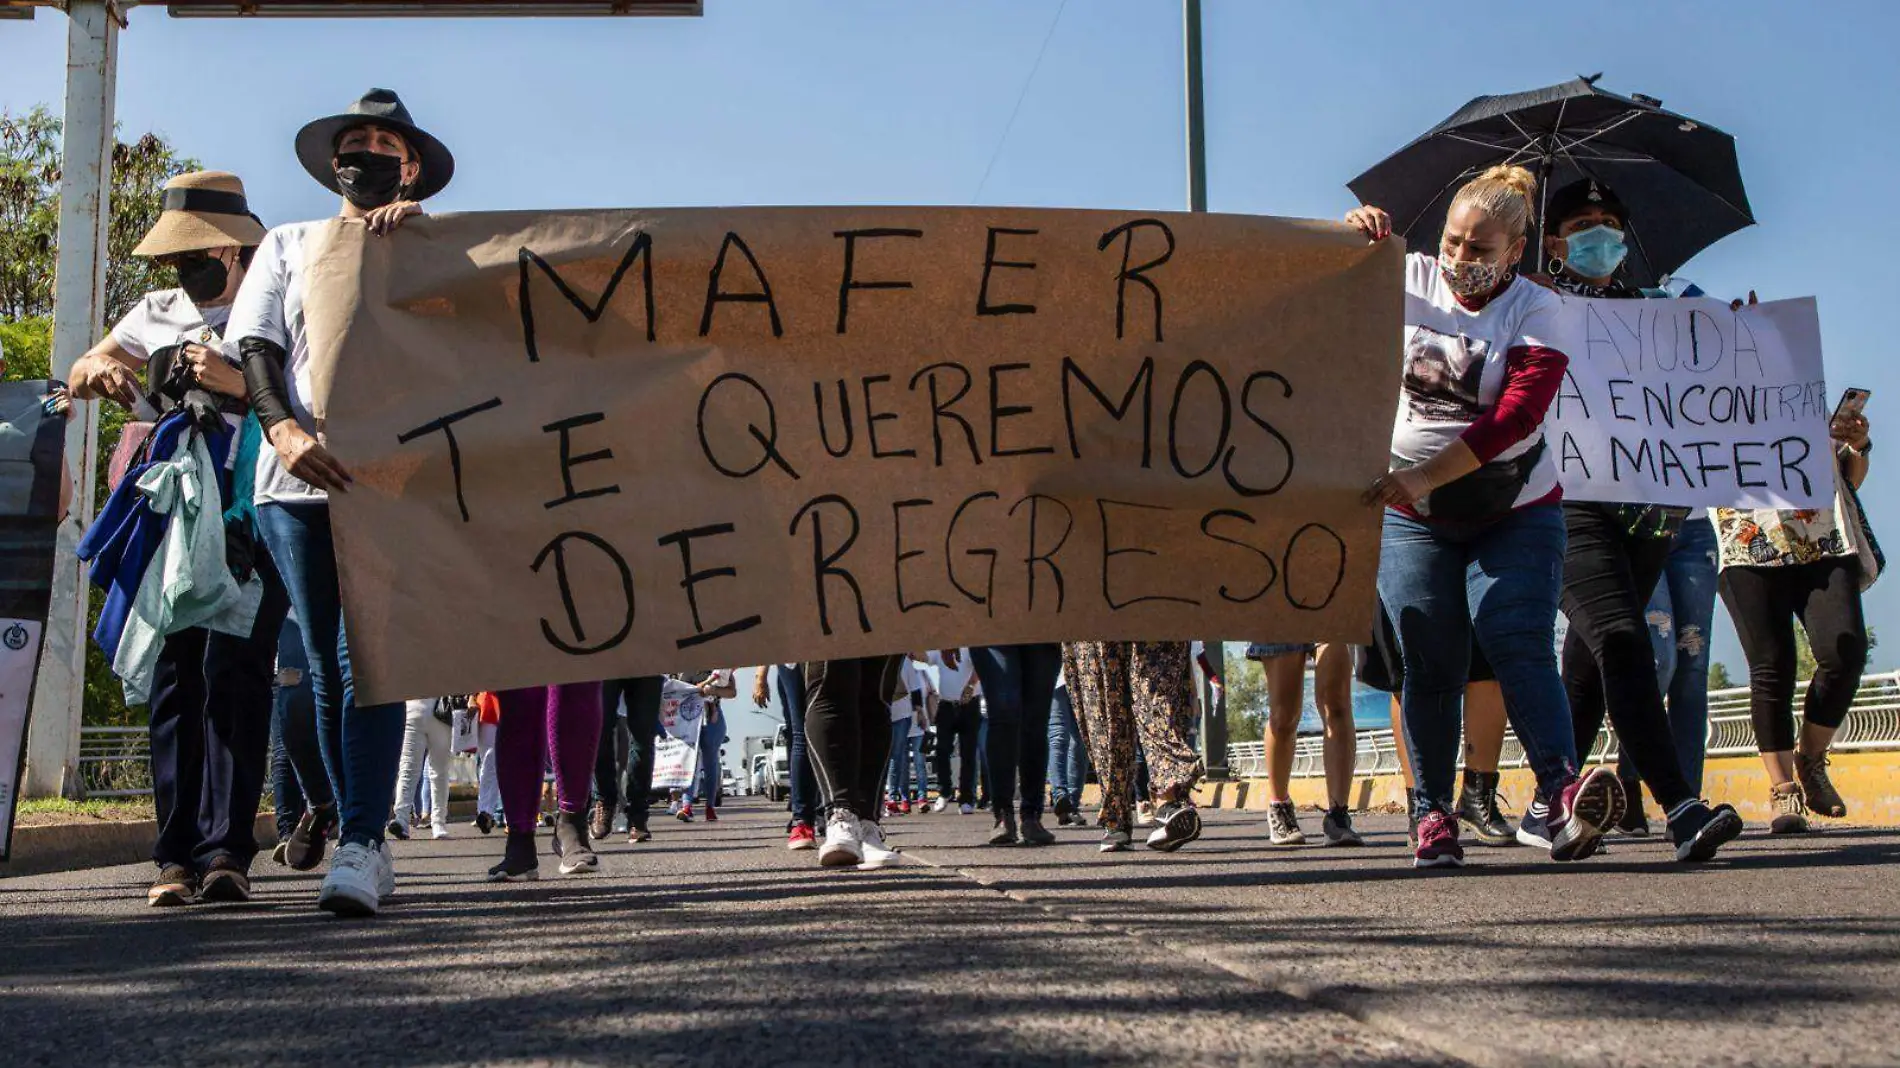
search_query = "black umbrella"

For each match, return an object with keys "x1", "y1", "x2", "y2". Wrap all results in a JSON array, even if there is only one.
[{"x1": 1346, "y1": 74, "x2": 1754, "y2": 288}]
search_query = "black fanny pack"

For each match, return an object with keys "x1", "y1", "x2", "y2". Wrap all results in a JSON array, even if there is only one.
[{"x1": 1419, "y1": 439, "x2": 1546, "y2": 522}]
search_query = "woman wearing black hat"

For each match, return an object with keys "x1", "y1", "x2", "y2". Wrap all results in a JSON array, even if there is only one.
[
  {"x1": 1539, "y1": 178, "x2": 1744, "y2": 862},
  {"x1": 228, "y1": 89, "x2": 453, "y2": 918}
]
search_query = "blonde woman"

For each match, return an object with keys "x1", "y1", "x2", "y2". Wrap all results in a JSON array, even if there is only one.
[{"x1": 1349, "y1": 164, "x2": 1624, "y2": 869}]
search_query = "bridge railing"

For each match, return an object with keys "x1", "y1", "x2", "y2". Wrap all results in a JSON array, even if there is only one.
[{"x1": 1225, "y1": 670, "x2": 1900, "y2": 781}]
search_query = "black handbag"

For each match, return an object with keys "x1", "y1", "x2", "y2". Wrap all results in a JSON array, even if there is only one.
[{"x1": 1422, "y1": 439, "x2": 1546, "y2": 522}]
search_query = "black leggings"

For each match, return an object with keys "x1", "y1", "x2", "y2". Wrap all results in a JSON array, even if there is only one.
[
  {"x1": 1719, "y1": 556, "x2": 1867, "y2": 752},
  {"x1": 1560, "y1": 503, "x2": 1694, "y2": 811},
  {"x1": 932, "y1": 698, "x2": 981, "y2": 805},
  {"x1": 803, "y1": 656, "x2": 902, "y2": 821},
  {"x1": 595, "y1": 676, "x2": 663, "y2": 824}
]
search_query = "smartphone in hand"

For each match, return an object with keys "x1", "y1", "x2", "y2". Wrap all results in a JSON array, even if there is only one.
[{"x1": 1834, "y1": 387, "x2": 1872, "y2": 421}]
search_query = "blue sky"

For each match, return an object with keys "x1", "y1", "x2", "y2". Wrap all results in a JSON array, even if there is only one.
[{"x1": 6, "y1": 0, "x2": 1898, "y2": 685}]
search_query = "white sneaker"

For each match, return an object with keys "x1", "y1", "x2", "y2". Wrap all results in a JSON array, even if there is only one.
[
  {"x1": 858, "y1": 821, "x2": 905, "y2": 870},
  {"x1": 958, "y1": 803, "x2": 975, "y2": 816},
  {"x1": 930, "y1": 798, "x2": 949, "y2": 814},
  {"x1": 318, "y1": 842, "x2": 382, "y2": 917},
  {"x1": 1099, "y1": 829, "x2": 1132, "y2": 852},
  {"x1": 432, "y1": 824, "x2": 451, "y2": 840},
  {"x1": 374, "y1": 840, "x2": 396, "y2": 898},
  {"x1": 818, "y1": 809, "x2": 863, "y2": 868}
]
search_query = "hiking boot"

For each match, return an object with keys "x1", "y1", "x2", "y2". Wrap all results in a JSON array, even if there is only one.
[
  {"x1": 1769, "y1": 782, "x2": 1810, "y2": 834},
  {"x1": 487, "y1": 830, "x2": 541, "y2": 882},
  {"x1": 284, "y1": 803, "x2": 337, "y2": 872},
  {"x1": 1668, "y1": 800, "x2": 1744, "y2": 862},
  {"x1": 989, "y1": 811, "x2": 1020, "y2": 846},
  {"x1": 1797, "y1": 752, "x2": 1847, "y2": 818},
  {"x1": 552, "y1": 811, "x2": 599, "y2": 875},
  {"x1": 1321, "y1": 806, "x2": 1364, "y2": 846},
  {"x1": 1413, "y1": 810, "x2": 1464, "y2": 869},
  {"x1": 197, "y1": 856, "x2": 252, "y2": 903},
  {"x1": 1549, "y1": 768, "x2": 1625, "y2": 862},
  {"x1": 1266, "y1": 801, "x2": 1306, "y2": 846},
  {"x1": 1145, "y1": 801, "x2": 1202, "y2": 852},
  {"x1": 148, "y1": 864, "x2": 198, "y2": 907},
  {"x1": 1053, "y1": 794, "x2": 1076, "y2": 822},
  {"x1": 1019, "y1": 815, "x2": 1056, "y2": 846},
  {"x1": 589, "y1": 800, "x2": 612, "y2": 841},
  {"x1": 1456, "y1": 769, "x2": 1517, "y2": 847}
]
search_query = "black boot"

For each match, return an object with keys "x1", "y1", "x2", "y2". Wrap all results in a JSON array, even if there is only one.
[
  {"x1": 989, "y1": 810, "x2": 1019, "y2": 845},
  {"x1": 553, "y1": 811, "x2": 599, "y2": 875},
  {"x1": 487, "y1": 830, "x2": 539, "y2": 882},
  {"x1": 1456, "y1": 769, "x2": 1517, "y2": 847}
]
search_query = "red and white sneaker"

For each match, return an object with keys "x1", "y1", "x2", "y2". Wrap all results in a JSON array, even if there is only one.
[
  {"x1": 676, "y1": 803, "x2": 695, "y2": 823},
  {"x1": 1413, "y1": 810, "x2": 1465, "y2": 869},
  {"x1": 1549, "y1": 767, "x2": 1625, "y2": 862},
  {"x1": 884, "y1": 799, "x2": 902, "y2": 818},
  {"x1": 899, "y1": 800, "x2": 912, "y2": 815},
  {"x1": 787, "y1": 822, "x2": 817, "y2": 850}
]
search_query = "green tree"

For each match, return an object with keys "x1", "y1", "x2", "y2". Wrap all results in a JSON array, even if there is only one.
[
  {"x1": 1, "y1": 108, "x2": 200, "y2": 727},
  {"x1": 1223, "y1": 645, "x2": 1268, "y2": 744},
  {"x1": 1708, "y1": 660, "x2": 1736, "y2": 690},
  {"x1": 1, "y1": 107, "x2": 199, "y2": 325}
]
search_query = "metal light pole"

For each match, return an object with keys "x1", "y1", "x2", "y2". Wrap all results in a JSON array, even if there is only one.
[
  {"x1": 1183, "y1": 0, "x2": 1227, "y2": 779},
  {"x1": 25, "y1": 0, "x2": 120, "y2": 799}
]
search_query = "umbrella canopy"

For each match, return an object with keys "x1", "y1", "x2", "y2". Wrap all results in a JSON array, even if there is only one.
[{"x1": 1346, "y1": 75, "x2": 1754, "y2": 288}]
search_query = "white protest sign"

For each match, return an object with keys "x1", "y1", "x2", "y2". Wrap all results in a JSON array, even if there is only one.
[
  {"x1": 652, "y1": 736, "x2": 698, "y2": 792},
  {"x1": 1545, "y1": 295, "x2": 1833, "y2": 510}
]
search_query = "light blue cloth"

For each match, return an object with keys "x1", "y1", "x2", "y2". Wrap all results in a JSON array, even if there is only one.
[{"x1": 113, "y1": 430, "x2": 262, "y2": 704}]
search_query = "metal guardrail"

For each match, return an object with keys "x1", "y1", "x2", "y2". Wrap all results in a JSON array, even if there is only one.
[
  {"x1": 76, "y1": 725, "x2": 153, "y2": 798},
  {"x1": 1227, "y1": 671, "x2": 1900, "y2": 780}
]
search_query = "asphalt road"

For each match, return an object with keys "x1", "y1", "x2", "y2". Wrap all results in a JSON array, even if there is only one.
[{"x1": 1, "y1": 802, "x2": 1895, "y2": 1068}]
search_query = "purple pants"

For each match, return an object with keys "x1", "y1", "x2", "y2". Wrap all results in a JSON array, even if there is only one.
[{"x1": 496, "y1": 683, "x2": 603, "y2": 831}]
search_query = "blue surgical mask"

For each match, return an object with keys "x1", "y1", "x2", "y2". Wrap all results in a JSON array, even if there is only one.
[{"x1": 1564, "y1": 224, "x2": 1628, "y2": 279}]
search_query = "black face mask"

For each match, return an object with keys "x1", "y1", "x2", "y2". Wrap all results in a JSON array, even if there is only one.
[
  {"x1": 174, "y1": 254, "x2": 228, "y2": 304},
  {"x1": 333, "y1": 150, "x2": 409, "y2": 210}
]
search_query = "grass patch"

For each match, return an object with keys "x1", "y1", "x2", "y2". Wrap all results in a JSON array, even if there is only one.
[{"x1": 14, "y1": 798, "x2": 153, "y2": 826}]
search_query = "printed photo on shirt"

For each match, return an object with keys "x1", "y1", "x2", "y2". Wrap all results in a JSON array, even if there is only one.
[{"x1": 1403, "y1": 325, "x2": 1488, "y2": 423}]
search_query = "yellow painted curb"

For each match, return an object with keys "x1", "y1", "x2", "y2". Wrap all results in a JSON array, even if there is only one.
[{"x1": 1080, "y1": 750, "x2": 1900, "y2": 826}]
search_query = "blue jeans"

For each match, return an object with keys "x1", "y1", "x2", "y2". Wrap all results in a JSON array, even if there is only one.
[
  {"x1": 774, "y1": 664, "x2": 818, "y2": 826},
  {"x1": 970, "y1": 643, "x2": 1063, "y2": 819},
  {"x1": 886, "y1": 716, "x2": 913, "y2": 800},
  {"x1": 1046, "y1": 686, "x2": 1084, "y2": 805},
  {"x1": 1640, "y1": 515, "x2": 1719, "y2": 793},
  {"x1": 269, "y1": 613, "x2": 333, "y2": 840},
  {"x1": 1380, "y1": 505, "x2": 1577, "y2": 815},
  {"x1": 256, "y1": 501, "x2": 406, "y2": 849},
  {"x1": 687, "y1": 715, "x2": 727, "y2": 805}
]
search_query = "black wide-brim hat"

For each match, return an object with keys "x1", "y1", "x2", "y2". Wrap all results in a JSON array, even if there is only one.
[{"x1": 295, "y1": 88, "x2": 455, "y2": 201}]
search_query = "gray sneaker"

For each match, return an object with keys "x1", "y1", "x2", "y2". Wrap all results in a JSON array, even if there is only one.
[
  {"x1": 1321, "y1": 806, "x2": 1364, "y2": 846},
  {"x1": 1099, "y1": 828, "x2": 1132, "y2": 852},
  {"x1": 1796, "y1": 752, "x2": 1847, "y2": 818},
  {"x1": 1266, "y1": 801, "x2": 1306, "y2": 846}
]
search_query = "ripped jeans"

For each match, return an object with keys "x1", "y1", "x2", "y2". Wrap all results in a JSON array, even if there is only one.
[{"x1": 1636, "y1": 515, "x2": 1719, "y2": 794}]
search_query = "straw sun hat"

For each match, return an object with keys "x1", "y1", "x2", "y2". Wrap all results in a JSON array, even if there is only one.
[{"x1": 131, "y1": 171, "x2": 267, "y2": 259}]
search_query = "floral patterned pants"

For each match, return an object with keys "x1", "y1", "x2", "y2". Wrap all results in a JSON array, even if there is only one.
[{"x1": 1061, "y1": 641, "x2": 1204, "y2": 831}]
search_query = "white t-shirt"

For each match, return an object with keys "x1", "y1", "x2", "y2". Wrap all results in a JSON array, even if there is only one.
[
  {"x1": 111, "y1": 289, "x2": 231, "y2": 365},
  {"x1": 224, "y1": 220, "x2": 323, "y2": 506},
  {"x1": 928, "y1": 649, "x2": 976, "y2": 702},
  {"x1": 1392, "y1": 253, "x2": 1562, "y2": 507}
]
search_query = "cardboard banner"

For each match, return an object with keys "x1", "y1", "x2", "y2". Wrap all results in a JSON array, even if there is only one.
[
  {"x1": 305, "y1": 208, "x2": 1402, "y2": 704},
  {"x1": 1545, "y1": 295, "x2": 1833, "y2": 510}
]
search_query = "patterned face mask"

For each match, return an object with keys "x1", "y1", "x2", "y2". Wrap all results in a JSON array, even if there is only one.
[{"x1": 1439, "y1": 256, "x2": 1507, "y2": 298}]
